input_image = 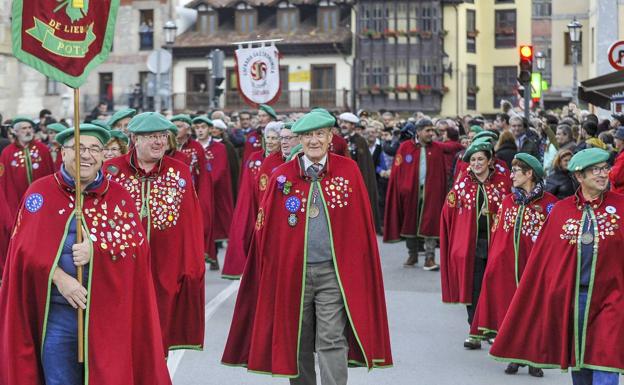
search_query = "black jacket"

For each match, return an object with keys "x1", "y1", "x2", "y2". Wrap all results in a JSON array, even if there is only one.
[
  {"x1": 545, "y1": 168, "x2": 577, "y2": 200},
  {"x1": 495, "y1": 141, "x2": 517, "y2": 169}
]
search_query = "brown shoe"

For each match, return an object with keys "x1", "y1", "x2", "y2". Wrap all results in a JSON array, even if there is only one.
[
  {"x1": 423, "y1": 258, "x2": 439, "y2": 271},
  {"x1": 209, "y1": 259, "x2": 220, "y2": 271},
  {"x1": 403, "y1": 255, "x2": 418, "y2": 267}
]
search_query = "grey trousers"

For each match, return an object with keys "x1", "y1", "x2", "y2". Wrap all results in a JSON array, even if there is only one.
[
  {"x1": 290, "y1": 261, "x2": 348, "y2": 385},
  {"x1": 406, "y1": 237, "x2": 436, "y2": 259}
]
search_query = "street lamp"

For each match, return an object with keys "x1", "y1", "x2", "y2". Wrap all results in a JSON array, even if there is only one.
[
  {"x1": 535, "y1": 51, "x2": 546, "y2": 109},
  {"x1": 163, "y1": 20, "x2": 177, "y2": 113},
  {"x1": 567, "y1": 17, "x2": 582, "y2": 105}
]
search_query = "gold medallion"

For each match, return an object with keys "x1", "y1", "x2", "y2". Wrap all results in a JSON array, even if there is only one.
[
  {"x1": 581, "y1": 232, "x2": 594, "y2": 245},
  {"x1": 308, "y1": 205, "x2": 320, "y2": 218}
]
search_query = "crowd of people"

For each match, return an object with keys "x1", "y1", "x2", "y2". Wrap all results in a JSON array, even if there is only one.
[{"x1": 0, "y1": 99, "x2": 623, "y2": 385}]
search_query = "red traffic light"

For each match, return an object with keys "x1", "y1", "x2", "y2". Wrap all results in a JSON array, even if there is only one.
[{"x1": 520, "y1": 45, "x2": 533, "y2": 60}]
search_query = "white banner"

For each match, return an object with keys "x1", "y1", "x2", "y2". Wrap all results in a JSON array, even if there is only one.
[{"x1": 235, "y1": 45, "x2": 281, "y2": 106}]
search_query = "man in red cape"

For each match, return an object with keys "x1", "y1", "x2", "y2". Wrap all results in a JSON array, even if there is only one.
[
  {"x1": 0, "y1": 116, "x2": 54, "y2": 218},
  {"x1": 0, "y1": 124, "x2": 171, "y2": 385},
  {"x1": 383, "y1": 118, "x2": 449, "y2": 270},
  {"x1": 222, "y1": 109, "x2": 392, "y2": 383},
  {"x1": 608, "y1": 126, "x2": 624, "y2": 194},
  {"x1": 469, "y1": 153, "x2": 557, "y2": 377},
  {"x1": 104, "y1": 112, "x2": 205, "y2": 353},
  {"x1": 491, "y1": 148, "x2": 624, "y2": 384},
  {"x1": 439, "y1": 139, "x2": 511, "y2": 349}
]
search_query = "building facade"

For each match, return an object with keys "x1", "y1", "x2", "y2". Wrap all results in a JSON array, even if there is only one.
[{"x1": 171, "y1": 0, "x2": 354, "y2": 113}]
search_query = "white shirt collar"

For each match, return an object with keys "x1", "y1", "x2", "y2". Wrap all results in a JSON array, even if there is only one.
[{"x1": 302, "y1": 154, "x2": 328, "y2": 171}]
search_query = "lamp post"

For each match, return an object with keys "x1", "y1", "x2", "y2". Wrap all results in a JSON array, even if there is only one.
[
  {"x1": 535, "y1": 51, "x2": 546, "y2": 110},
  {"x1": 164, "y1": 20, "x2": 177, "y2": 113},
  {"x1": 567, "y1": 17, "x2": 582, "y2": 105}
]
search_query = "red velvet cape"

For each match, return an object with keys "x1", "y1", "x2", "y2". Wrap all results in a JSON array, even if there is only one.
[
  {"x1": 0, "y1": 182, "x2": 12, "y2": 276},
  {"x1": 181, "y1": 139, "x2": 216, "y2": 261},
  {"x1": 0, "y1": 141, "x2": 54, "y2": 218},
  {"x1": 222, "y1": 153, "x2": 392, "y2": 375},
  {"x1": 50, "y1": 145, "x2": 63, "y2": 171},
  {"x1": 384, "y1": 140, "x2": 449, "y2": 242},
  {"x1": 470, "y1": 192, "x2": 558, "y2": 339},
  {"x1": 222, "y1": 151, "x2": 264, "y2": 279},
  {"x1": 0, "y1": 173, "x2": 171, "y2": 385},
  {"x1": 204, "y1": 139, "x2": 234, "y2": 241},
  {"x1": 242, "y1": 130, "x2": 264, "y2": 163},
  {"x1": 104, "y1": 153, "x2": 205, "y2": 351},
  {"x1": 255, "y1": 151, "x2": 285, "y2": 204},
  {"x1": 440, "y1": 169, "x2": 511, "y2": 304},
  {"x1": 609, "y1": 150, "x2": 624, "y2": 194},
  {"x1": 490, "y1": 191, "x2": 624, "y2": 372},
  {"x1": 330, "y1": 134, "x2": 349, "y2": 157}
]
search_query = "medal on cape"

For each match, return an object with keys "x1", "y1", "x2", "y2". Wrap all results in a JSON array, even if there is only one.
[
  {"x1": 581, "y1": 232, "x2": 594, "y2": 245},
  {"x1": 285, "y1": 196, "x2": 301, "y2": 226},
  {"x1": 309, "y1": 205, "x2": 320, "y2": 218},
  {"x1": 288, "y1": 214, "x2": 298, "y2": 227}
]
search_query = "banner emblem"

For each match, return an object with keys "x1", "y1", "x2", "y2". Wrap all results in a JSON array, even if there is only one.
[{"x1": 235, "y1": 44, "x2": 281, "y2": 106}]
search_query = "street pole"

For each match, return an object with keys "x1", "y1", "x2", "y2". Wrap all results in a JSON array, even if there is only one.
[
  {"x1": 524, "y1": 84, "x2": 530, "y2": 123},
  {"x1": 167, "y1": 44, "x2": 173, "y2": 113},
  {"x1": 572, "y1": 42, "x2": 578, "y2": 105}
]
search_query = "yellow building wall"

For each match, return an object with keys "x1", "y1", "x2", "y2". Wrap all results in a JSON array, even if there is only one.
[{"x1": 441, "y1": 0, "x2": 531, "y2": 116}]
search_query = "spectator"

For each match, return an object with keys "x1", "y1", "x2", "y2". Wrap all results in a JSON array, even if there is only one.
[
  {"x1": 609, "y1": 127, "x2": 624, "y2": 194},
  {"x1": 495, "y1": 130, "x2": 518, "y2": 169},
  {"x1": 509, "y1": 116, "x2": 540, "y2": 159},
  {"x1": 544, "y1": 149, "x2": 576, "y2": 199}
]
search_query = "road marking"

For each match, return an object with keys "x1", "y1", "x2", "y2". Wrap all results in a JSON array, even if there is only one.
[{"x1": 168, "y1": 281, "x2": 240, "y2": 380}]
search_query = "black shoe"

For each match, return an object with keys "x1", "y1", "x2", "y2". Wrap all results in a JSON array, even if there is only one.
[
  {"x1": 463, "y1": 338, "x2": 481, "y2": 350},
  {"x1": 209, "y1": 259, "x2": 220, "y2": 271},
  {"x1": 505, "y1": 363, "x2": 520, "y2": 374},
  {"x1": 528, "y1": 366, "x2": 544, "y2": 377}
]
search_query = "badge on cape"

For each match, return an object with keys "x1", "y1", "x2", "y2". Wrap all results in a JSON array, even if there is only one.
[
  {"x1": 546, "y1": 203, "x2": 554, "y2": 214},
  {"x1": 394, "y1": 154, "x2": 402, "y2": 166},
  {"x1": 255, "y1": 208, "x2": 264, "y2": 230},
  {"x1": 25, "y1": 193, "x2": 44, "y2": 213},
  {"x1": 288, "y1": 213, "x2": 298, "y2": 227},
  {"x1": 447, "y1": 191, "x2": 456, "y2": 207},
  {"x1": 0, "y1": 163, "x2": 4, "y2": 176},
  {"x1": 178, "y1": 178, "x2": 187, "y2": 188},
  {"x1": 606, "y1": 205, "x2": 616, "y2": 214},
  {"x1": 405, "y1": 154, "x2": 413, "y2": 163},
  {"x1": 259, "y1": 174, "x2": 268, "y2": 191},
  {"x1": 106, "y1": 164, "x2": 119, "y2": 176},
  {"x1": 285, "y1": 196, "x2": 301, "y2": 213},
  {"x1": 249, "y1": 136, "x2": 256, "y2": 144}
]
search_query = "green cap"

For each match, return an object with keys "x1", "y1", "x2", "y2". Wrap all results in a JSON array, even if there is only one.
[
  {"x1": 259, "y1": 104, "x2": 277, "y2": 120},
  {"x1": 55, "y1": 124, "x2": 111, "y2": 146},
  {"x1": 514, "y1": 153, "x2": 544, "y2": 178},
  {"x1": 91, "y1": 119, "x2": 112, "y2": 131},
  {"x1": 107, "y1": 108, "x2": 136, "y2": 127},
  {"x1": 291, "y1": 110, "x2": 336, "y2": 134},
  {"x1": 128, "y1": 112, "x2": 174, "y2": 134},
  {"x1": 192, "y1": 116, "x2": 213, "y2": 126},
  {"x1": 12, "y1": 116, "x2": 35, "y2": 127},
  {"x1": 462, "y1": 140, "x2": 492, "y2": 162},
  {"x1": 473, "y1": 130, "x2": 499, "y2": 143},
  {"x1": 470, "y1": 125, "x2": 484, "y2": 134},
  {"x1": 171, "y1": 114, "x2": 193, "y2": 126},
  {"x1": 283, "y1": 121, "x2": 294, "y2": 130},
  {"x1": 109, "y1": 129, "x2": 130, "y2": 145},
  {"x1": 286, "y1": 143, "x2": 303, "y2": 161},
  {"x1": 568, "y1": 148, "x2": 611, "y2": 172},
  {"x1": 47, "y1": 123, "x2": 69, "y2": 133}
]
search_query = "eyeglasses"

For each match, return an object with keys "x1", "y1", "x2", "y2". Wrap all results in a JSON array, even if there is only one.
[
  {"x1": 138, "y1": 133, "x2": 168, "y2": 142},
  {"x1": 510, "y1": 167, "x2": 525, "y2": 174},
  {"x1": 279, "y1": 136, "x2": 295, "y2": 141},
  {"x1": 587, "y1": 165, "x2": 611, "y2": 176},
  {"x1": 104, "y1": 147, "x2": 121, "y2": 152},
  {"x1": 63, "y1": 145, "x2": 104, "y2": 155}
]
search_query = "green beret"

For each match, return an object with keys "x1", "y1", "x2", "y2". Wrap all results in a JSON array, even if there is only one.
[
  {"x1": 109, "y1": 129, "x2": 130, "y2": 145},
  {"x1": 91, "y1": 119, "x2": 112, "y2": 131},
  {"x1": 107, "y1": 108, "x2": 136, "y2": 127},
  {"x1": 286, "y1": 143, "x2": 303, "y2": 161},
  {"x1": 55, "y1": 124, "x2": 111, "y2": 146},
  {"x1": 568, "y1": 148, "x2": 611, "y2": 172},
  {"x1": 47, "y1": 123, "x2": 69, "y2": 133},
  {"x1": 128, "y1": 112, "x2": 173, "y2": 134},
  {"x1": 12, "y1": 116, "x2": 35, "y2": 127},
  {"x1": 259, "y1": 104, "x2": 277, "y2": 120},
  {"x1": 171, "y1": 114, "x2": 193, "y2": 126},
  {"x1": 283, "y1": 121, "x2": 294, "y2": 130},
  {"x1": 514, "y1": 153, "x2": 544, "y2": 178},
  {"x1": 192, "y1": 116, "x2": 213, "y2": 126},
  {"x1": 470, "y1": 125, "x2": 484, "y2": 134},
  {"x1": 291, "y1": 110, "x2": 336, "y2": 134},
  {"x1": 462, "y1": 141, "x2": 492, "y2": 162},
  {"x1": 473, "y1": 130, "x2": 499, "y2": 142}
]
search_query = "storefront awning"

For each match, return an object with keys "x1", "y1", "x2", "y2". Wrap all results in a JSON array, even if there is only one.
[{"x1": 578, "y1": 70, "x2": 624, "y2": 109}]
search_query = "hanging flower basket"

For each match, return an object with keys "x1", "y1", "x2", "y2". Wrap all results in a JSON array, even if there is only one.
[{"x1": 419, "y1": 31, "x2": 433, "y2": 39}]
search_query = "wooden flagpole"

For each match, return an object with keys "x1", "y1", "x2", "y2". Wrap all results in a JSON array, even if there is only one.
[{"x1": 73, "y1": 87, "x2": 85, "y2": 363}]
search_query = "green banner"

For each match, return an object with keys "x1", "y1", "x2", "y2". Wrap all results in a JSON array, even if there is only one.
[
  {"x1": 26, "y1": 18, "x2": 95, "y2": 58},
  {"x1": 531, "y1": 73, "x2": 542, "y2": 99}
]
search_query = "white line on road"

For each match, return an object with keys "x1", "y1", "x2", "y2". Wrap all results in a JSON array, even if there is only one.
[{"x1": 168, "y1": 281, "x2": 241, "y2": 380}]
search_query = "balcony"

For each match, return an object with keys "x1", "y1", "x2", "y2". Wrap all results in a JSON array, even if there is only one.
[{"x1": 173, "y1": 89, "x2": 351, "y2": 113}]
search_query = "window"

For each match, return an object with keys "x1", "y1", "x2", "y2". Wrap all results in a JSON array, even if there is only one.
[
  {"x1": 495, "y1": 0, "x2": 514, "y2": 3},
  {"x1": 139, "y1": 10, "x2": 154, "y2": 50},
  {"x1": 99, "y1": 73, "x2": 113, "y2": 110},
  {"x1": 495, "y1": 10, "x2": 516, "y2": 48},
  {"x1": 564, "y1": 32, "x2": 582, "y2": 65},
  {"x1": 466, "y1": 65, "x2": 477, "y2": 111},
  {"x1": 46, "y1": 78, "x2": 60, "y2": 95},
  {"x1": 493, "y1": 66, "x2": 517, "y2": 108},
  {"x1": 532, "y1": 0, "x2": 551, "y2": 18},
  {"x1": 278, "y1": 8, "x2": 298, "y2": 32},
  {"x1": 420, "y1": 3, "x2": 438, "y2": 32},
  {"x1": 236, "y1": 4, "x2": 256, "y2": 33},
  {"x1": 466, "y1": 10, "x2": 476, "y2": 53},
  {"x1": 318, "y1": 6, "x2": 338, "y2": 33},
  {"x1": 311, "y1": 64, "x2": 335, "y2": 106},
  {"x1": 360, "y1": 2, "x2": 387, "y2": 33},
  {"x1": 197, "y1": 7, "x2": 218, "y2": 35}
]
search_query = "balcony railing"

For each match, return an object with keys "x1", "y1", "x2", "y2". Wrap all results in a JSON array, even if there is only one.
[{"x1": 173, "y1": 89, "x2": 351, "y2": 113}]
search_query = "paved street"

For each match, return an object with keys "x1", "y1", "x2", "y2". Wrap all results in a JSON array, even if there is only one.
[{"x1": 169, "y1": 239, "x2": 570, "y2": 385}]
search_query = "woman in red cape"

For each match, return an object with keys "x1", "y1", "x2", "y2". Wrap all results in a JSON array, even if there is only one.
[
  {"x1": 491, "y1": 149, "x2": 624, "y2": 380},
  {"x1": 439, "y1": 140, "x2": 510, "y2": 349},
  {"x1": 469, "y1": 154, "x2": 557, "y2": 377},
  {"x1": 222, "y1": 152, "x2": 392, "y2": 375},
  {"x1": 0, "y1": 172, "x2": 171, "y2": 384},
  {"x1": 222, "y1": 123, "x2": 282, "y2": 279}
]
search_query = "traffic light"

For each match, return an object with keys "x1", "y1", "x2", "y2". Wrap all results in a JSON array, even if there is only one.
[
  {"x1": 209, "y1": 49, "x2": 225, "y2": 108},
  {"x1": 518, "y1": 45, "x2": 533, "y2": 84}
]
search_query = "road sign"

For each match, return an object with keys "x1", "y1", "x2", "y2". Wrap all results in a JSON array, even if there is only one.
[
  {"x1": 608, "y1": 41, "x2": 624, "y2": 71},
  {"x1": 147, "y1": 49, "x2": 172, "y2": 74}
]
